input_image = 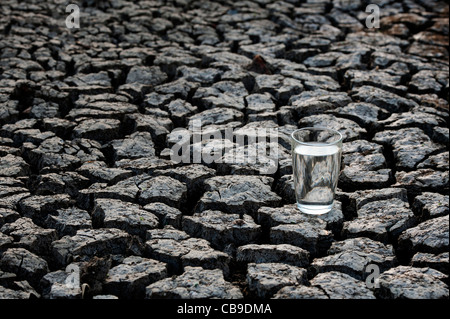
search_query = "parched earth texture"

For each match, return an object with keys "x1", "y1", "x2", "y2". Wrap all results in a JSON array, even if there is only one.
[{"x1": 0, "y1": 0, "x2": 449, "y2": 300}]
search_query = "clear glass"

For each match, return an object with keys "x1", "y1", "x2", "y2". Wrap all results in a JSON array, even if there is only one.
[{"x1": 291, "y1": 127, "x2": 343, "y2": 215}]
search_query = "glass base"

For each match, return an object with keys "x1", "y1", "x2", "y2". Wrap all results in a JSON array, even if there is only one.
[{"x1": 297, "y1": 202, "x2": 333, "y2": 215}]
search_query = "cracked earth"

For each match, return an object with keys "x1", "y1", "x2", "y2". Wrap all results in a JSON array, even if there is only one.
[{"x1": 0, "y1": 0, "x2": 449, "y2": 299}]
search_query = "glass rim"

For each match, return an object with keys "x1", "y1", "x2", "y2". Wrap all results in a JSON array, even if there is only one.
[{"x1": 291, "y1": 127, "x2": 343, "y2": 146}]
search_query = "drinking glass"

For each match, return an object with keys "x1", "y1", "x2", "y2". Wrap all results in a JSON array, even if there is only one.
[{"x1": 291, "y1": 127, "x2": 343, "y2": 215}]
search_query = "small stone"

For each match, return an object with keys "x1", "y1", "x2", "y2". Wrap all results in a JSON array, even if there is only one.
[
  {"x1": 114, "y1": 157, "x2": 174, "y2": 176},
  {"x1": 138, "y1": 176, "x2": 187, "y2": 210},
  {"x1": 41, "y1": 118, "x2": 76, "y2": 139},
  {"x1": 239, "y1": 42, "x2": 286, "y2": 59},
  {"x1": 67, "y1": 101, "x2": 138, "y2": 120},
  {"x1": 345, "y1": 31, "x2": 409, "y2": 48},
  {"x1": 13, "y1": 129, "x2": 54, "y2": 146},
  {"x1": 0, "y1": 145, "x2": 20, "y2": 157},
  {"x1": 311, "y1": 237, "x2": 397, "y2": 280},
  {"x1": 246, "y1": 262, "x2": 308, "y2": 298},
  {"x1": 253, "y1": 74, "x2": 304, "y2": 104},
  {"x1": 1, "y1": 119, "x2": 38, "y2": 138},
  {"x1": 74, "y1": 94, "x2": 129, "y2": 107},
  {"x1": 340, "y1": 139, "x2": 392, "y2": 189},
  {"x1": 417, "y1": 152, "x2": 449, "y2": 171},
  {"x1": 308, "y1": 271, "x2": 376, "y2": 299},
  {"x1": 166, "y1": 99, "x2": 198, "y2": 127},
  {"x1": 232, "y1": 121, "x2": 284, "y2": 147},
  {"x1": 1, "y1": 217, "x2": 58, "y2": 256},
  {"x1": 298, "y1": 114, "x2": 366, "y2": 142},
  {"x1": 40, "y1": 264, "x2": 82, "y2": 299},
  {"x1": 149, "y1": 17, "x2": 174, "y2": 33},
  {"x1": 342, "y1": 198, "x2": 416, "y2": 243},
  {"x1": 0, "y1": 177, "x2": 25, "y2": 188},
  {"x1": 216, "y1": 142, "x2": 283, "y2": 176},
  {"x1": 398, "y1": 215, "x2": 449, "y2": 256},
  {"x1": 155, "y1": 78, "x2": 200, "y2": 100},
  {"x1": 153, "y1": 164, "x2": 215, "y2": 197},
  {"x1": 273, "y1": 285, "x2": 329, "y2": 299},
  {"x1": 124, "y1": 113, "x2": 172, "y2": 147},
  {"x1": 188, "y1": 107, "x2": 244, "y2": 127},
  {"x1": 107, "y1": 131, "x2": 156, "y2": 161},
  {"x1": 421, "y1": 62, "x2": 448, "y2": 86},
  {"x1": 350, "y1": 85, "x2": 418, "y2": 113},
  {"x1": 247, "y1": 111, "x2": 277, "y2": 123},
  {"x1": 380, "y1": 111, "x2": 446, "y2": 136},
  {"x1": 145, "y1": 237, "x2": 230, "y2": 275},
  {"x1": 78, "y1": 176, "x2": 141, "y2": 206},
  {"x1": 92, "y1": 198, "x2": 159, "y2": 238},
  {"x1": 45, "y1": 207, "x2": 92, "y2": 237},
  {"x1": 10, "y1": 280, "x2": 40, "y2": 299},
  {"x1": 340, "y1": 167, "x2": 392, "y2": 190},
  {"x1": 145, "y1": 266, "x2": 243, "y2": 299},
  {"x1": 0, "y1": 154, "x2": 30, "y2": 177},
  {"x1": 257, "y1": 204, "x2": 341, "y2": 230},
  {"x1": 185, "y1": 137, "x2": 236, "y2": 168},
  {"x1": 303, "y1": 52, "x2": 341, "y2": 68},
  {"x1": 28, "y1": 138, "x2": 105, "y2": 173},
  {"x1": 409, "y1": 97, "x2": 449, "y2": 120},
  {"x1": 45, "y1": 282, "x2": 82, "y2": 300},
  {"x1": 51, "y1": 228, "x2": 136, "y2": 267},
  {"x1": 0, "y1": 232, "x2": 13, "y2": 251},
  {"x1": 281, "y1": 70, "x2": 339, "y2": 91},
  {"x1": 0, "y1": 248, "x2": 49, "y2": 287},
  {"x1": 126, "y1": 66, "x2": 168, "y2": 86},
  {"x1": 410, "y1": 252, "x2": 449, "y2": 274},
  {"x1": 432, "y1": 126, "x2": 449, "y2": 145},
  {"x1": 65, "y1": 72, "x2": 111, "y2": 88},
  {"x1": 245, "y1": 93, "x2": 276, "y2": 114},
  {"x1": 0, "y1": 208, "x2": 20, "y2": 227},
  {"x1": 0, "y1": 192, "x2": 31, "y2": 211},
  {"x1": 394, "y1": 169, "x2": 449, "y2": 194},
  {"x1": 182, "y1": 211, "x2": 261, "y2": 249},
  {"x1": 31, "y1": 153, "x2": 81, "y2": 174},
  {"x1": 0, "y1": 286, "x2": 33, "y2": 299},
  {"x1": 328, "y1": 8, "x2": 364, "y2": 31},
  {"x1": 197, "y1": 80, "x2": 248, "y2": 109},
  {"x1": 143, "y1": 92, "x2": 174, "y2": 110},
  {"x1": 29, "y1": 99, "x2": 60, "y2": 119},
  {"x1": 347, "y1": 188, "x2": 408, "y2": 215},
  {"x1": 72, "y1": 118, "x2": 121, "y2": 141},
  {"x1": 103, "y1": 256, "x2": 167, "y2": 299},
  {"x1": 287, "y1": 48, "x2": 321, "y2": 63},
  {"x1": 236, "y1": 244, "x2": 309, "y2": 267},
  {"x1": 412, "y1": 192, "x2": 449, "y2": 221},
  {"x1": 269, "y1": 220, "x2": 333, "y2": 257},
  {"x1": 407, "y1": 42, "x2": 448, "y2": 59},
  {"x1": 344, "y1": 69, "x2": 406, "y2": 94},
  {"x1": 327, "y1": 102, "x2": 387, "y2": 128},
  {"x1": 0, "y1": 100, "x2": 20, "y2": 124},
  {"x1": 177, "y1": 66, "x2": 222, "y2": 85},
  {"x1": 76, "y1": 161, "x2": 132, "y2": 184},
  {"x1": 143, "y1": 203, "x2": 183, "y2": 229},
  {"x1": 379, "y1": 13, "x2": 428, "y2": 29},
  {"x1": 275, "y1": 175, "x2": 296, "y2": 204},
  {"x1": 146, "y1": 226, "x2": 190, "y2": 241},
  {"x1": 196, "y1": 175, "x2": 281, "y2": 217},
  {"x1": 18, "y1": 194, "x2": 74, "y2": 226},
  {"x1": 376, "y1": 266, "x2": 448, "y2": 299}
]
